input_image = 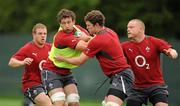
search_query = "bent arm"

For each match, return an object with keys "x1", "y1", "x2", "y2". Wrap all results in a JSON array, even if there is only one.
[
  {"x1": 163, "y1": 48, "x2": 178, "y2": 59},
  {"x1": 75, "y1": 35, "x2": 95, "y2": 51},
  {"x1": 55, "y1": 53, "x2": 89, "y2": 66},
  {"x1": 78, "y1": 32, "x2": 91, "y2": 42},
  {"x1": 75, "y1": 40, "x2": 88, "y2": 51},
  {"x1": 8, "y1": 57, "x2": 33, "y2": 68}
]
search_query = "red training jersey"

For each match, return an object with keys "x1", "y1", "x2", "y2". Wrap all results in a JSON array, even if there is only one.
[
  {"x1": 43, "y1": 25, "x2": 88, "y2": 74},
  {"x1": 122, "y1": 36, "x2": 172, "y2": 88},
  {"x1": 83, "y1": 27, "x2": 130, "y2": 77},
  {"x1": 12, "y1": 42, "x2": 51, "y2": 92}
]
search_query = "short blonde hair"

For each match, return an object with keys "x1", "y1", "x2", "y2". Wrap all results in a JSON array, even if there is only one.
[
  {"x1": 130, "y1": 19, "x2": 145, "y2": 31},
  {"x1": 32, "y1": 23, "x2": 47, "y2": 33}
]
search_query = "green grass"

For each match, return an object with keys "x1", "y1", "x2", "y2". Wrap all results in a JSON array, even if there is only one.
[
  {"x1": 0, "y1": 98, "x2": 123, "y2": 106},
  {"x1": 0, "y1": 98, "x2": 102, "y2": 106},
  {"x1": 0, "y1": 98, "x2": 22, "y2": 106},
  {"x1": 0, "y1": 98, "x2": 177, "y2": 106},
  {"x1": 81, "y1": 100, "x2": 101, "y2": 106}
]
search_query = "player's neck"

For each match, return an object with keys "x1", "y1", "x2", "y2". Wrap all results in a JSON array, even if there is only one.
[
  {"x1": 33, "y1": 41, "x2": 44, "y2": 48},
  {"x1": 133, "y1": 34, "x2": 145, "y2": 43},
  {"x1": 96, "y1": 26, "x2": 105, "y2": 34}
]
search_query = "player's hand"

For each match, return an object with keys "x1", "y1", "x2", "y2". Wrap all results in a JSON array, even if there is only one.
[
  {"x1": 54, "y1": 55, "x2": 64, "y2": 61},
  {"x1": 164, "y1": 49, "x2": 178, "y2": 59},
  {"x1": 23, "y1": 58, "x2": 33, "y2": 65},
  {"x1": 79, "y1": 32, "x2": 92, "y2": 42},
  {"x1": 169, "y1": 49, "x2": 178, "y2": 59}
]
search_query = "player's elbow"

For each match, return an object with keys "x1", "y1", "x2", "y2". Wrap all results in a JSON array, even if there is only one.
[
  {"x1": 71, "y1": 59, "x2": 85, "y2": 66},
  {"x1": 8, "y1": 58, "x2": 19, "y2": 68},
  {"x1": 8, "y1": 61, "x2": 15, "y2": 67},
  {"x1": 72, "y1": 60, "x2": 84, "y2": 66},
  {"x1": 68, "y1": 53, "x2": 88, "y2": 66}
]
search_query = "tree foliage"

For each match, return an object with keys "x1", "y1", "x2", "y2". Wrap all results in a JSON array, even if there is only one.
[
  {"x1": 0, "y1": 0, "x2": 179, "y2": 39},
  {"x1": 97, "y1": 0, "x2": 180, "y2": 39}
]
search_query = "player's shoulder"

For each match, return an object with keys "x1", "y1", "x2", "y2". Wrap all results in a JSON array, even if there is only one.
[
  {"x1": 75, "y1": 25, "x2": 88, "y2": 33},
  {"x1": 121, "y1": 41, "x2": 131, "y2": 46},
  {"x1": 105, "y1": 27, "x2": 117, "y2": 34},
  {"x1": 45, "y1": 42, "x2": 51, "y2": 46},
  {"x1": 56, "y1": 30, "x2": 64, "y2": 35},
  {"x1": 23, "y1": 42, "x2": 34, "y2": 48},
  {"x1": 146, "y1": 35, "x2": 162, "y2": 43},
  {"x1": 121, "y1": 41, "x2": 133, "y2": 51},
  {"x1": 146, "y1": 35, "x2": 158, "y2": 40},
  {"x1": 75, "y1": 25, "x2": 82, "y2": 29},
  {"x1": 17, "y1": 42, "x2": 34, "y2": 52},
  {"x1": 54, "y1": 31, "x2": 66, "y2": 41},
  {"x1": 44, "y1": 42, "x2": 52, "y2": 47}
]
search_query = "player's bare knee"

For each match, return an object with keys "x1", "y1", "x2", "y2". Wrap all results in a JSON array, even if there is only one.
[
  {"x1": 155, "y1": 102, "x2": 168, "y2": 106},
  {"x1": 105, "y1": 102, "x2": 119, "y2": 106},
  {"x1": 66, "y1": 93, "x2": 80, "y2": 103},
  {"x1": 50, "y1": 92, "x2": 65, "y2": 103}
]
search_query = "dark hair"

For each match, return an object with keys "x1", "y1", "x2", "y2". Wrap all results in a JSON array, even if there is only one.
[
  {"x1": 57, "y1": 9, "x2": 76, "y2": 23},
  {"x1": 84, "y1": 10, "x2": 105, "y2": 26}
]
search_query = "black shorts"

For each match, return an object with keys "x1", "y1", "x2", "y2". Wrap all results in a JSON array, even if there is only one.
[
  {"x1": 41, "y1": 70, "x2": 77, "y2": 92},
  {"x1": 24, "y1": 84, "x2": 46, "y2": 104},
  {"x1": 107, "y1": 68, "x2": 134, "y2": 101},
  {"x1": 126, "y1": 84, "x2": 169, "y2": 105}
]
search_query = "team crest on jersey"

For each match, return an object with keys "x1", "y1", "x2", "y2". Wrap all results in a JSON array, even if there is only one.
[{"x1": 145, "y1": 46, "x2": 150, "y2": 52}]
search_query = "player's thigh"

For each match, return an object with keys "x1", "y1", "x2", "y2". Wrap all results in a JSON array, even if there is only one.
[
  {"x1": 108, "y1": 68, "x2": 134, "y2": 101},
  {"x1": 149, "y1": 85, "x2": 169, "y2": 105},
  {"x1": 48, "y1": 87, "x2": 64, "y2": 96},
  {"x1": 64, "y1": 84, "x2": 78, "y2": 95},
  {"x1": 41, "y1": 70, "x2": 64, "y2": 92},
  {"x1": 24, "y1": 85, "x2": 48, "y2": 105},
  {"x1": 63, "y1": 74, "x2": 78, "y2": 95},
  {"x1": 149, "y1": 94, "x2": 168, "y2": 106},
  {"x1": 106, "y1": 94, "x2": 123, "y2": 105},
  {"x1": 126, "y1": 88, "x2": 148, "y2": 105},
  {"x1": 34, "y1": 92, "x2": 52, "y2": 106},
  {"x1": 110, "y1": 68, "x2": 134, "y2": 94}
]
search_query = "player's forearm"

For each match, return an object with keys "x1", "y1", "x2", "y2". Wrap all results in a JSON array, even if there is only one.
[
  {"x1": 75, "y1": 40, "x2": 88, "y2": 51},
  {"x1": 63, "y1": 57, "x2": 83, "y2": 66},
  {"x1": 79, "y1": 35, "x2": 91, "y2": 42},
  {"x1": 8, "y1": 58, "x2": 24, "y2": 68},
  {"x1": 55, "y1": 53, "x2": 88, "y2": 65}
]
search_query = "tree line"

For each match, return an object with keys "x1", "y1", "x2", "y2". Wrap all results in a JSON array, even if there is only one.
[{"x1": 0, "y1": 0, "x2": 179, "y2": 39}]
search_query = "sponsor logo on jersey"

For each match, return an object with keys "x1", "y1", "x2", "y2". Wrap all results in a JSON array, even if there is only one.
[
  {"x1": 32, "y1": 53, "x2": 37, "y2": 56},
  {"x1": 128, "y1": 48, "x2": 133, "y2": 52}
]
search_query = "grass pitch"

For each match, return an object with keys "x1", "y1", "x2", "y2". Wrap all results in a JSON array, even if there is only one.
[
  {"x1": 0, "y1": 98, "x2": 102, "y2": 106},
  {"x1": 0, "y1": 98, "x2": 177, "y2": 106}
]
